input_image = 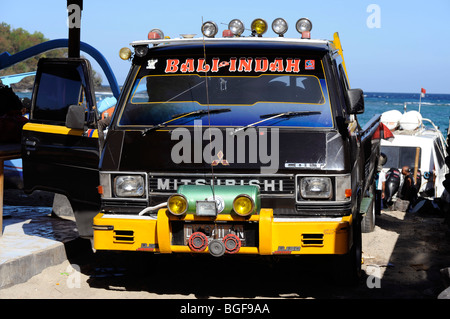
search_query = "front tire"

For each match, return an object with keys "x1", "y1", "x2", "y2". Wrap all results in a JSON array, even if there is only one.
[{"x1": 332, "y1": 214, "x2": 362, "y2": 286}]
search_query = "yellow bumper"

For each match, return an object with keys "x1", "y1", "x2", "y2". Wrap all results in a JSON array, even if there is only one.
[{"x1": 93, "y1": 209, "x2": 352, "y2": 255}]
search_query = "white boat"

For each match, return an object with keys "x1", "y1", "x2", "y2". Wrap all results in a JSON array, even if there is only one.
[{"x1": 380, "y1": 106, "x2": 448, "y2": 202}]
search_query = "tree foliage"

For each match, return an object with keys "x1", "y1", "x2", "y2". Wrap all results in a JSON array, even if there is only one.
[{"x1": 0, "y1": 22, "x2": 102, "y2": 90}]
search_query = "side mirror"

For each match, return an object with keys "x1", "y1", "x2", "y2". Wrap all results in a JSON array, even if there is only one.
[
  {"x1": 65, "y1": 104, "x2": 85, "y2": 129},
  {"x1": 347, "y1": 88, "x2": 365, "y2": 114}
]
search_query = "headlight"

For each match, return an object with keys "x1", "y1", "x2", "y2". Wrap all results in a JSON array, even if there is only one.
[
  {"x1": 272, "y1": 18, "x2": 288, "y2": 36},
  {"x1": 232, "y1": 194, "x2": 255, "y2": 216},
  {"x1": 300, "y1": 177, "x2": 332, "y2": 199},
  {"x1": 114, "y1": 175, "x2": 145, "y2": 197},
  {"x1": 228, "y1": 19, "x2": 245, "y2": 36},
  {"x1": 201, "y1": 21, "x2": 218, "y2": 38},
  {"x1": 168, "y1": 194, "x2": 188, "y2": 216},
  {"x1": 251, "y1": 18, "x2": 268, "y2": 36}
]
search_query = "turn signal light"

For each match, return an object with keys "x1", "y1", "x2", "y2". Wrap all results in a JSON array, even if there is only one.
[{"x1": 345, "y1": 189, "x2": 352, "y2": 198}]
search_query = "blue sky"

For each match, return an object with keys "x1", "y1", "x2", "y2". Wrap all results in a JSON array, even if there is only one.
[{"x1": 2, "y1": 0, "x2": 450, "y2": 94}]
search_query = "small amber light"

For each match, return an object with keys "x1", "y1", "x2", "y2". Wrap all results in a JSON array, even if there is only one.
[
  {"x1": 345, "y1": 189, "x2": 352, "y2": 198},
  {"x1": 97, "y1": 185, "x2": 104, "y2": 195},
  {"x1": 119, "y1": 47, "x2": 132, "y2": 60}
]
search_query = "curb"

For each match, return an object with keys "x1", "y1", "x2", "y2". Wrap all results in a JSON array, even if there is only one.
[{"x1": 0, "y1": 242, "x2": 68, "y2": 289}]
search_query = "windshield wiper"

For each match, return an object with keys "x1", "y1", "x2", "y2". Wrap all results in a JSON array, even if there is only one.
[
  {"x1": 142, "y1": 108, "x2": 231, "y2": 136},
  {"x1": 171, "y1": 108, "x2": 231, "y2": 119},
  {"x1": 232, "y1": 111, "x2": 321, "y2": 135}
]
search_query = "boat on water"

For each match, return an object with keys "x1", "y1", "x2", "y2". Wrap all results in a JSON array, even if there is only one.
[{"x1": 379, "y1": 105, "x2": 449, "y2": 209}]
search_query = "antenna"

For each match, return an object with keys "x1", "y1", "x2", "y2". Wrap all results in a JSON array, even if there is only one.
[{"x1": 201, "y1": 17, "x2": 217, "y2": 212}]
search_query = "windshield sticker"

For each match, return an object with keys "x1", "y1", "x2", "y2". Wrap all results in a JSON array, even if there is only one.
[
  {"x1": 305, "y1": 60, "x2": 315, "y2": 70},
  {"x1": 146, "y1": 59, "x2": 158, "y2": 70},
  {"x1": 164, "y1": 58, "x2": 302, "y2": 74}
]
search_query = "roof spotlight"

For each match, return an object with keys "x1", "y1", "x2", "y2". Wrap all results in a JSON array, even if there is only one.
[
  {"x1": 228, "y1": 19, "x2": 245, "y2": 36},
  {"x1": 296, "y1": 18, "x2": 312, "y2": 38},
  {"x1": 272, "y1": 18, "x2": 288, "y2": 36},
  {"x1": 251, "y1": 18, "x2": 268, "y2": 36},
  {"x1": 201, "y1": 21, "x2": 218, "y2": 38}
]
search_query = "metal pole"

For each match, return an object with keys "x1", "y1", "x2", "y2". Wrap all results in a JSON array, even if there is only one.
[{"x1": 67, "y1": 0, "x2": 83, "y2": 58}]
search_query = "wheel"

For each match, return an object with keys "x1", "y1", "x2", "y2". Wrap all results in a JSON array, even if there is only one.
[
  {"x1": 362, "y1": 196, "x2": 375, "y2": 233},
  {"x1": 361, "y1": 184, "x2": 376, "y2": 233},
  {"x1": 332, "y1": 214, "x2": 362, "y2": 286}
]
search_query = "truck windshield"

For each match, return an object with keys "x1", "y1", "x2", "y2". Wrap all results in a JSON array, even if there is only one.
[{"x1": 118, "y1": 54, "x2": 333, "y2": 129}]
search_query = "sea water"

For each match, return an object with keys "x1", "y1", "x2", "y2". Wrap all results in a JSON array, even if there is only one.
[{"x1": 358, "y1": 92, "x2": 450, "y2": 137}]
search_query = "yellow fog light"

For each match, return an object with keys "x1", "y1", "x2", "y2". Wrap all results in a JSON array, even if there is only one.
[
  {"x1": 168, "y1": 194, "x2": 188, "y2": 216},
  {"x1": 233, "y1": 195, "x2": 255, "y2": 216},
  {"x1": 119, "y1": 47, "x2": 132, "y2": 60},
  {"x1": 251, "y1": 18, "x2": 267, "y2": 36}
]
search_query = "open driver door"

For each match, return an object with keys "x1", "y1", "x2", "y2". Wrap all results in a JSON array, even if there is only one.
[{"x1": 21, "y1": 58, "x2": 102, "y2": 238}]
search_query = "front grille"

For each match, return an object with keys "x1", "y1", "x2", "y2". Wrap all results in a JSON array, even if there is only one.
[
  {"x1": 295, "y1": 202, "x2": 352, "y2": 216},
  {"x1": 148, "y1": 173, "x2": 295, "y2": 197}
]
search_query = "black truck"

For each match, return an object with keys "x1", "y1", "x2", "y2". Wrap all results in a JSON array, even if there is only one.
[{"x1": 21, "y1": 18, "x2": 381, "y2": 283}]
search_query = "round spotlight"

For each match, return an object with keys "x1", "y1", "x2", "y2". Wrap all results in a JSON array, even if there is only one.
[
  {"x1": 272, "y1": 18, "x2": 288, "y2": 36},
  {"x1": 295, "y1": 18, "x2": 313, "y2": 33},
  {"x1": 251, "y1": 18, "x2": 268, "y2": 36},
  {"x1": 201, "y1": 21, "x2": 218, "y2": 38},
  {"x1": 134, "y1": 45, "x2": 148, "y2": 57},
  {"x1": 119, "y1": 47, "x2": 132, "y2": 60},
  {"x1": 148, "y1": 28, "x2": 164, "y2": 40},
  {"x1": 228, "y1": 19, "x2": 245, "y2": 36},
  {"x1": 232, "y1": 194, "x2": 255, "y2": 217},
  {"x1": 167, "y1": 194, "x2": 188, "y2": 216}
]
